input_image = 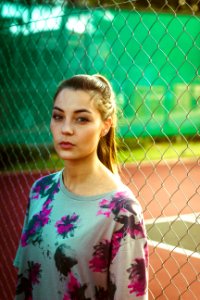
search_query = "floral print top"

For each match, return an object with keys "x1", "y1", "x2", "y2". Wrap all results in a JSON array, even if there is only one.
[{"x1": 14, "y1": 171, "x2": 148, "y2": 300}]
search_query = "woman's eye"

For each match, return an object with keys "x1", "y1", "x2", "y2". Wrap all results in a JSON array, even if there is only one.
[
  {"x1": 52, "y1": 114, "x2": 63, "y2": 121},
  {"x1": 76, "y1": 117, "x2": 89, "y2": 123}
]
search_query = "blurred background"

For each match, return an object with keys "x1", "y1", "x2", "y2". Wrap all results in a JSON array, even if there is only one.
[{"x1": 0, "y1": 0, "x2": 199, "y2": 299}]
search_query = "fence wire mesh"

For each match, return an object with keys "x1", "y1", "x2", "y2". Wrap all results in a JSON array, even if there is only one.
[{"x1": 0, "y1": 0, "x2": 200, "y2": 299}]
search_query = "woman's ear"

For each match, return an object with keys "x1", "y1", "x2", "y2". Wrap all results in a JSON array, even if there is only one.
[{"x1": 101, "y1": 117, "x2": 112, "y2": 137}]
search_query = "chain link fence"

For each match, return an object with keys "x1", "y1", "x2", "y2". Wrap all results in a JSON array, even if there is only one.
[{"x1": 0, "y1": 1, "x2": 200, "y2": 299}]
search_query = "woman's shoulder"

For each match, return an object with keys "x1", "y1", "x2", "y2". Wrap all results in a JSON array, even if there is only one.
[
  {"x1": 110, "y1": 184, "x2": 138, "y2": 204},
  {"x1": 30, "y1": 170, "x2": 61, "y2": 195},
  {"x1": 101, "y1": 169, "x2": 134, "y2": 198},
  {"x1": 108, "y1": 184, "x2": 143, "y2": 216}
]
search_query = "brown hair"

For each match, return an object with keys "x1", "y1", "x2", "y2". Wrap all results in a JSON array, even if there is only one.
[{"x1": 53, "y1": 74, "x2": 117, "y2": 173}]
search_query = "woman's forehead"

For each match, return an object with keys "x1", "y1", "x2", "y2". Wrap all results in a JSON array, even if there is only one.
[{"x1": 54, "y1": 88, "x2": 99, "y2": 113}]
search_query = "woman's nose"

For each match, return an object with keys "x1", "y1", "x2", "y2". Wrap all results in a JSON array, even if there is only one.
[{"x1": 61, "y1": 120, "x2": 74, "y2": 135}]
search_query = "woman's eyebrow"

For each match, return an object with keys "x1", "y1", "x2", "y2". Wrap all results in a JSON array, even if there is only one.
[
  {"x1": 74, "y1": 109, "x2": 92, "y2": 114},
  {"x1": 53, "y1": 106, "x2": 92, "y2": 114},
  {"x1": 53, "y1": 106, "x2": 64, "y2": 112}
]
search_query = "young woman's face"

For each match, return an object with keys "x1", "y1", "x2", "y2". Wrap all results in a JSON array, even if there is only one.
[{"x1": 50, "y1": 88, "x2": 110, "y2": 162}]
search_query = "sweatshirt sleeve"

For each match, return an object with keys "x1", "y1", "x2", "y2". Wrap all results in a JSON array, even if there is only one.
[
  {"x1": 13, "y1": 181, "x2": 37, "y2": 268},
  {"x1": 109, "y1": 195, "x2": 148, "y2": 299}
]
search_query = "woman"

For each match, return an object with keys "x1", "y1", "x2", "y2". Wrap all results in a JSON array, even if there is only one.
[{"x1": 14, "y1": 74, "x2": 148, "y2": 299}]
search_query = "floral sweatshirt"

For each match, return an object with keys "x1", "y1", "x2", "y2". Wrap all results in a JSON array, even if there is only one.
[{"x1": 14, "y1": 170, "x2": 148, "y2": 300}]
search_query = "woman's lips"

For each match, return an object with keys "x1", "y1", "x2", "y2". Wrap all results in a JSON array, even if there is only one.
[{"x1": 59, "y1": 142, "x2": 74, "y2": 149}]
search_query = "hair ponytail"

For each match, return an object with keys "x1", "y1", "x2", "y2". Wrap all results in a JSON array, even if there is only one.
[
  {"x1": 97, "y1": 124, "x2": 117, "y2": 173},
  {"x1": 92, "y1": 75, "x2": 118, "y2": 173}
]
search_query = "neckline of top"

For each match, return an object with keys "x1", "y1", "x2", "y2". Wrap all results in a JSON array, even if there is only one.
[{"x1": 59, "y1": 169, "x2": 126, "y2": 201}]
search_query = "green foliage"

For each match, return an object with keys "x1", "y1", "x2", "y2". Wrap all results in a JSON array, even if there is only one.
[
  {"x1": 1, "y1": 137, "x2": 199, "y2": 172},
  {"x1": 117, "y1": 136, "x2": 200, "y2": 164},
  {"x1": 0, "y1": 144, "x2": 52, "y2": 172}
]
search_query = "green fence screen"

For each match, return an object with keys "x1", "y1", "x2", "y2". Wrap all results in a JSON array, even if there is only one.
[{"x1": 1, "y1": 3, "x2": 199, "y2": 145}]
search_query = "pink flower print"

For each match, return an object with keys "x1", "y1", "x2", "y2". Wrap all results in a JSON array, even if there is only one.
[
  {"x1": 68, "y1": 272, "x2": 81, "y2": 291},
  {"x1": 43, "y1": 198, "x2": 52, "y2": 207},
  {"x1": 28, "y1": 262, "x2": 41, "y2": 285},
  {"x1": 21, "y1": 233, "x2": 29, "y2": 247},
  {"x1": 55, "y1": 213, "x2": 79, "y2": 238},
  {"x1": 127, "y1": 258, "x2": 147, "y2": 296},
  {"x1": 63, "y1": 272, "x2": 89, "y2": 300},
  {"x1": 115, "y1": 191, "x2": 128, "y2": 198},
  {"x1": 99, "y1": 199, "x2": 110, "y2": 206},
  {"x1": 32, "y1": 186, "x2": 41, "y2": 200},
  {"x1": 111, "y1": 231, "x2": 123, "y2": 260},
  {"x1": 38, "y1": 206, "x2": 52, "y2": 226},
  {"x1": 144, "y1": 242, "x2": 149, "y2": 267},
  {"x1": 89, "y1": 240, "x2": 110, "y2": 272},
  {"x1": 16, "y1": 261, "x2": 41, "y2": 298},
  {"x1": 97, "y1": 199, "x2": 111, "y2": 218},
  {"x1": 96, "y1": 209, "x2": 111, "y2": 218},
  {"x1": 97, "y1": 199, "x2": 116, "y2": 218},
  {"x1": 115, "y1": 214, "x2": 145, "y2": 240},
  {"x1": 21, "y1": 174, "x2": 60, "y2": 247},
  {"x1": 21, "y1": 200, "x2": 52, "y2": 247},
  {"x1": 97, "y1": 192, "x2": 130, "y2": 218},
  {"x1": 44, "y1": 185, "x2": 51, "y2": 191},
  {"x1": 35, "y1": 174, "x2": 60, "y2": 200},
  {"x1": 127, "y1": 219, "x2": 146, "y2": 239}
]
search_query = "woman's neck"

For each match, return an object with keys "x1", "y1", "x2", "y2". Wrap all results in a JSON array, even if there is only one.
[
  {"x1": 62, "y1": 155, "x2": 120, "y2": 196},
  {"x1": 63, "y1": 156, "x2": 102, "y2": 193}
]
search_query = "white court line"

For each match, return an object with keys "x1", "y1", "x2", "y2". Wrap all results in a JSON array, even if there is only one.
[
  {"x1": 145, "y1": 213, "x2": 200, "y2": 258},
  {"x1": 148, "y1": 239, "x2": 200, "y2": 259}
]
